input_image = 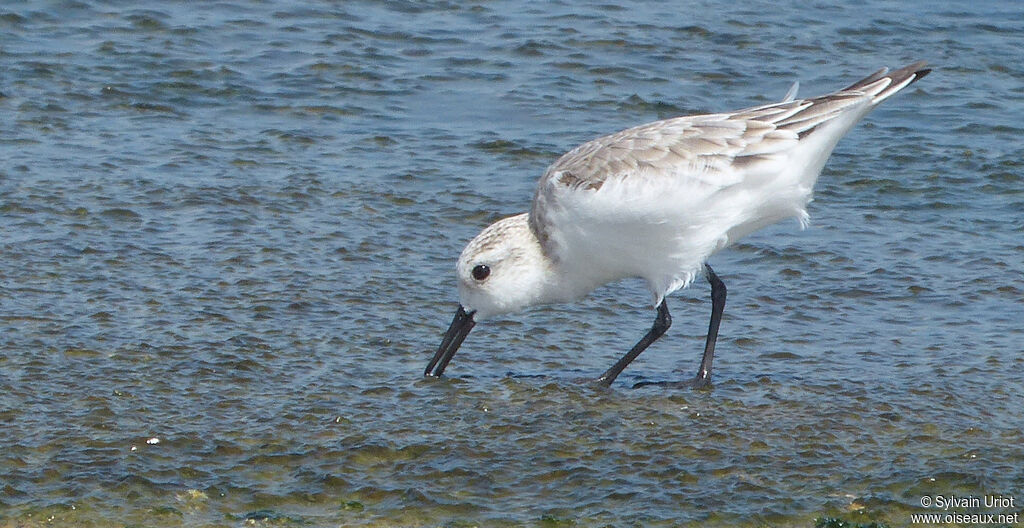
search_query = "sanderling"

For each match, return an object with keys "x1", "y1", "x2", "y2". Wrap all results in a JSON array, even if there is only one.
[{"x1": 426, "y1": 61, "x2": 930, "y2": 388}]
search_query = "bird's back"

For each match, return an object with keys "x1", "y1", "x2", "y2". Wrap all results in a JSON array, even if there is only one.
[{"x1": 528, "y1": 62, "x2": 930, "y2": 303}]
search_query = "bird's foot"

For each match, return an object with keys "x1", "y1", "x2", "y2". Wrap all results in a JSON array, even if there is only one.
[
  {"x1": 691, "y1": 373, "x2": 712, "y2": 391},
  {"x1": 632, "y1": 375, "x2": 712, "y2": 390},
  {"x1": 572, "y1": 375, "x2": 614, "y2": 388},
  {"x1": 506, "y1": 372, "x2": 549, "y2": 379}
]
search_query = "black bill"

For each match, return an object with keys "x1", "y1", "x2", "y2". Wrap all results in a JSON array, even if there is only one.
[{"x1": 424, "y1": 305, "x2": 476, "y2": 377}]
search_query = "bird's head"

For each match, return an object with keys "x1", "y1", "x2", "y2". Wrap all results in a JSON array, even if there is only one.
[
  {"x1": 455, "y1": 213, "x2": 552, "y2": 320},
  {"x1": 425, "y1": 213, "x2": 552, "y2": 377}
]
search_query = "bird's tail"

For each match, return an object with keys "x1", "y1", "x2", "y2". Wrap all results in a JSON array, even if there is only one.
[{"x1": 839, "y1": 60, "x2": 931, "y2": 106}]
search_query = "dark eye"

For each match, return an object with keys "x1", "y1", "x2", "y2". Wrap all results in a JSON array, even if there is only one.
[{"x1": 472, "y1": 264, "x2": 490, "y2": 281}]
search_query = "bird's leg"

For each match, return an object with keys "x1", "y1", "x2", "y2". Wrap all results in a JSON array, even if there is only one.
[
  {"x1": 694, "y1": 264, "x2": 726, "y2": 389},
  {"x1": 595, "y1": 299, "x2": 671, "y2": 387}
]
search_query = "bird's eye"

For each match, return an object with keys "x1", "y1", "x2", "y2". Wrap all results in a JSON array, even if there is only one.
[{"x1": 472, "y1": 264, "x2": 490, "y2": 281}]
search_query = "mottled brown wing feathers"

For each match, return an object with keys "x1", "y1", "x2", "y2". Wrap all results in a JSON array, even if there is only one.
[{"x1": 539, "y1": 62, "x2": 929, "y2": 194}]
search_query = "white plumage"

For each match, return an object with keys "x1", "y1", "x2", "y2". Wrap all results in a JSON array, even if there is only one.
[{"x1": 427, "y1": 61, "x2": 930, "y2": 388}]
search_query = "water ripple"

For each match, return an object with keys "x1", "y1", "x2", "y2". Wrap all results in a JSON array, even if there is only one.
[{"x1": 2, "y1": 0, "x2": 1023, "y2": 526}]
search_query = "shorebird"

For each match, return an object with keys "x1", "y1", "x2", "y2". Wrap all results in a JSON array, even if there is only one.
[{"x1": 426, "y1": 61, "x2": 929, "y2": 388}]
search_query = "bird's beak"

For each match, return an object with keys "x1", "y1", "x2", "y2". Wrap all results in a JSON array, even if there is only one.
[{"x1": 425, "y1": 305, "x2": 476, "y2": 377}]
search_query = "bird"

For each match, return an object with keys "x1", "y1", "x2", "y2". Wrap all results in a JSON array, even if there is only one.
[{"x1": 425, "y1": 61, "x2": 930, "y2": 388}]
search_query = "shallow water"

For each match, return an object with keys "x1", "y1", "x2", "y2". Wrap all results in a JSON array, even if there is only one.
[{"x1": 2, "y1": 0, "x2": 1023, "y2": 526}]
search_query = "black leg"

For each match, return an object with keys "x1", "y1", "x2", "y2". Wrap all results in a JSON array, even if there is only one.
[
  {"x1": 694, "y1": 264, "x2": 726, "y2": 388},
  {"x1": 595, "y1": 299, "x2": 671, "y2": 387}
]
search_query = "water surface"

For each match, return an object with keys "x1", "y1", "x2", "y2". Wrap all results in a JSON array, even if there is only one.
[{"x1": 1, "y1": 0, "x2": 1023, "y2": 526}]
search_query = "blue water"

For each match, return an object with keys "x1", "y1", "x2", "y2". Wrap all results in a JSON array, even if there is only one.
[{"x1": 1, "y1": 1, "x2": 1023, "y2": 526}]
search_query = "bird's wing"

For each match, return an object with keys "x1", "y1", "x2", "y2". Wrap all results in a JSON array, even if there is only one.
[{"x1": 528, "y1": 61, "x2": 929, "y2": 260}]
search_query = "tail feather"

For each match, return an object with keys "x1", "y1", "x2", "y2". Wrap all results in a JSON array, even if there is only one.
[
  {"x1": 842, "y1": 60, "x2": 930, "y2": 105},
  {"x1": 733, "y1": 61, "x2": 929, "y2": 139}
]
